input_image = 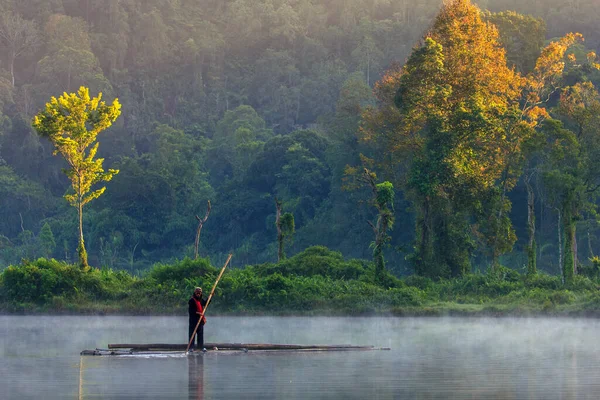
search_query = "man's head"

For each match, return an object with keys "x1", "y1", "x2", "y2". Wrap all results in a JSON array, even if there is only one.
[{"x1": 194, "y1": 287, "x2": 202, "y2": 298}]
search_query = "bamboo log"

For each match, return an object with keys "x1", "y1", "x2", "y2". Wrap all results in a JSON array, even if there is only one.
[
  {"x1": 85, "y1": 343, "x2": 391, "y2": 355},
  {"x1": 108, "y1": 343, "x2": 378, "y2": 351}
]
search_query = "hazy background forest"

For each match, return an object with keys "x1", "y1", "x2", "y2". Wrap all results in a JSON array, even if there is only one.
[{"x1": 0, "y1": 0, "x2": 599, "y2": 277}]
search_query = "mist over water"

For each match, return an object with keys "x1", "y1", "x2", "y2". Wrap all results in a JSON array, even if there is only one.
[{"x1": 2, "y1": 316, "x2": 600, "y2": 399}]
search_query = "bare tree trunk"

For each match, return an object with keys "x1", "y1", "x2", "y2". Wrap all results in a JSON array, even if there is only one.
[
  {"x1": 10, "y1": 53, "x2": 15, "y2": 87},
  {"x1": 275, "y1": 198, "x2": 284, "y2": 262},
  {"x1": 78, "y1": 196, "x2": 88, "y2": 269},
  {"x1": 556, "y1": 207, "x2": 563, "y2": 283},
  {"x1": 491, "y1": 166, "x2": 510, "y2": 272},
  {"x1": 130, "y1": 241, "x2": 139, "y2": 271},
  {"x1": 525, "y1": 172, "x2": 536, "y2": 275},
  {"x1": 366, "y1": 48, "x2": 370, "y2": 87},
  {"x1": 67, "y1": 59, "x2": 72, "y2": 92},
  {"x1": 573, "y1": 230, "x2": 578, "y2": 275},
  {"x1": 194, "y1": 200, "x2": 211, "y2": 259},
  {"x1": 416, "y1": 197, "x2": 434, "y2": 277},
  {"x1": 564, "y1": 216, "x2": 575, "y2": 284},
  {"x1": 85, "y1": 0, "x2": 90, "y2": 25},
  {"x1": 538, "y1": 178, "x2": 546, "y2": 264}
]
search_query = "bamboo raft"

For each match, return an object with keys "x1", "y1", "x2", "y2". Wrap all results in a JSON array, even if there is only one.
[{"x1": 80, "y1": 343, "x2": 390, "y2": 355}]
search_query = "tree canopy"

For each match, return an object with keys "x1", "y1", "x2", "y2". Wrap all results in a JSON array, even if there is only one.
[
  {"x1": 32, "y1": 86, "x2": 121, "y2": 268},
  {"x1": 0, "y1": 0, "x2": 599, "y2": 283}
]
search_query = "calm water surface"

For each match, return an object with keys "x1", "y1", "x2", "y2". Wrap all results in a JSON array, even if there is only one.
[{"x1": 2, "y1": 316, "x2": 600, "y2": 399}]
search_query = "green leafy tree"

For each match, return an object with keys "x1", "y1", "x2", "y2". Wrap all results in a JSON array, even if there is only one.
[
  {"x1": 270, "y1": 3, "x2": 301, "y2": 45},
  {"x1": 0, "y1": 164, "x2": 53, "y2": 243},
  {"x1": 275, "y1": 198, "x2": 295, "y2": 262},
  {"x1": 371, "y1": 0, "x2": 523, "y2": 277},
  {"x1": 299, "y1": 57, "x2": 348, "y2": 121},
  {"x1": 524, "y1": 169, "x2": 538, "y2": 275},
  {"x1": 343, "y1": 163, "x2": 396, "y2": 281},
  {"x1": 252, "y1": 49, "x2": 301, "y2": 132},
  {"x1": 95, "y1": 123, "x2": 214, "y2": 263},
  {"x1": 351, "y1": 17, "x2": 385, "y2": 86},
  {"x1": 38, "y1": 222, "x2": 56, "y2": 258},
  {"x1": 484, "y1": 11, "x2": 546, "y2": 74},
  {"x1": 32, "y1": 86, "x2": 121, "y2": 269},
  {"x1": 326, "y1": 72, "x2": 374, "y2": 152},
  {"x1": 366, "y1": 169, "x2": 395, "y2": 281},
  {"x1": 0, "y1": 11, "x2": 38, "y2": 87},
  {"x1": 246, "y1": 129, "x2": 331, "y2": 226},
  {"x1": 37, "y1": 14, "x2": 111, "y2": 95},
  {"x1": 209, "y1": 105, "x2": 273, "y2": 183},
  {"x1": 362, "y1": 0, "x2": 584, "y2": 277},
  {"x1": 542, "y1": 82, "x2": 600, "y2": 284}
]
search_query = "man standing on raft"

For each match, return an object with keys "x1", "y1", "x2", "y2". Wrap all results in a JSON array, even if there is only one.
[{"x1": 188, "y1": 287, "x2": 208, "y2": 351}]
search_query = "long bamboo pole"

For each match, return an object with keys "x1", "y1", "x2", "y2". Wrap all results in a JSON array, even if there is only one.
[{"x1": 186, "y1": 254, "x2": 232, "y2": 352}]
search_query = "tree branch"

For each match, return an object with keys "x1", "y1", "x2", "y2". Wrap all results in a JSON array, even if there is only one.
[{"x1": 194, "y1": 200, "x2": 211, "y2": 259}]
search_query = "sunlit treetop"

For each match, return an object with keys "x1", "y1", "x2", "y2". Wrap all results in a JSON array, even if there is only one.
[
  {"x1": 361, "y1": 0, "x2": 588, "y2": 193},
  {"x1": 427, "y1": 0, "x2": 522, "y2": 108},
  {"x1": 32, "y1": 86, "x2": 121, "y2": 208}
]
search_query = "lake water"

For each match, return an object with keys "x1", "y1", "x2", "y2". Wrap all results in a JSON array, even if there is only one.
[{"x1": 2, "y1": 316, "x2": 600, "y2": 399}]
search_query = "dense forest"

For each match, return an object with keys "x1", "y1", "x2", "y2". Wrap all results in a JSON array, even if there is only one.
[{"x1": 0, "y1": 0, "x2": 599, "y2": 285}]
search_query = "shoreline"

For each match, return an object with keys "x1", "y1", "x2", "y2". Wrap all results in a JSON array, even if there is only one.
[{"x1": 3, "y1": 307, "x2": 600, "y2": 318}]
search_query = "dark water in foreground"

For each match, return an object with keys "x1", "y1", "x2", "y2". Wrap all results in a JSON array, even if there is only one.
[{"x1": 2, "y1": 316, "x2": 600, "y2": 399}]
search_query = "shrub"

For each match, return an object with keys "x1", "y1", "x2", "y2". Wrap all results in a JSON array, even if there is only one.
[
  {"x1": 524, "y1": 273, "x2": 562, "y2": 290},
  {"x1": 0, "y1": 258, "x2": 142, "y2": 308},
  {"x1": 359, "y1": 264, "x2": 405, "y2": 288},
  {"x1": 579, "y1": 256, "x2": 600, "y2": 279},
  {"x1": 147, "y1": 257, "x2": 216, "y2": 284},
  {"x1": 570, "y1": 275, "x2": 597, "y2": 291},
  {"x1": 1, "y1": 259, "x2": 81, "y2": 303},
  {"x1": 549, "y1": 290, "x2": 576, "y2": 305},
  {"x1": 436, "y1": 272, "x2": 522, "y2": 300},
  {"x1": 252, "y1": 246, "x2": 369, "y2": 280},
  {"x1": 492, "y1": 266, "x2": 521, "y2": 283},
  {"x1": 403, "y1": 275, "x2": 435, "y2": 290}
]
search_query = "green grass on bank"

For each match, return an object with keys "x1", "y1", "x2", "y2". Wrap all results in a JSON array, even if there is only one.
[{"x1": 2, "y1": 246, "x2": 600, "y2": 317}]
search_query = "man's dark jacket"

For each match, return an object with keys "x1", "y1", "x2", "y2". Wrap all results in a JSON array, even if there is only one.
[{"x1": 188, "y1": 296, "x2": 208, "y2": 326}]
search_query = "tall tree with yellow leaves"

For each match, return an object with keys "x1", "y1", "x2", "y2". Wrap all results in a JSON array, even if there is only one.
[{"x1": 33, "y1": 87, "x2": 121, "y2": 269}]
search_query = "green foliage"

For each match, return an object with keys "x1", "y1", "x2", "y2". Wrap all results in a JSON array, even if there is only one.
[
  {"x1": 0, "y1": 0, "x2": 599, "y2": 283},
  {"x1": 345, "y1": 168, "x2": 396, "y2": 281},
  {"x1": 437, "y1": 273, "x2": 521, "y2": 301},
  {"x1": 38, "y1": 222, "x2": 56, "y2": 258},
  {"x1": 570, "y1": 275, "x2": 597, "y2": 291},
  {"x1": 0, "y1": 165, "x2": 54, "y2": 246},
  {"x1": 375, "y1": 181, "x2": 394, "y2": 210},
  {"x1": 540, "y1": 80, "x2": 600, "y2": 284},
  {"x1": 280, "y1": 213, "x2": 295, "y2": 237},
  {"x1": 147, "y1": 257, "x2": 216, "y2": 285},
  {"x1": 363, "y1": 0, "x2": 588, "y2": 280},
  {"x1": 488, "y1": 265, "x2": 521, "y2": 283},
  {"x1": 218, "y1": 272, "x2": 421, "y2": 313},
  {"x1": 32, "y1": 87, "x2": 121, "y2": 210},
  {"x1": 2, "y1": 246, "x2": 600, "y2": 316},
  {"x1": 0, "y1": 258, "x2": 136, "y2": 309},
  {"x1": 252, "y1": 246, "x2": 368, "y2": 280},
  {"x1": 548, "y1": 290, "x2": 576, "y2": 305},
  {"x1": 579, "y1": 256, "x2": 600, "y2": 279},
  {"x1": 32, "y1": 86, "x2": 121, "y2": 268},
  {"x1": 523, "y1": 273, "x2": 562, "y2": 290},
  {"x1": 404, "y1": 275, "x2": 435, "y2": 291},
  {"x1": 484, "y1": 11, "x2": 546, "y2": 74}
]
